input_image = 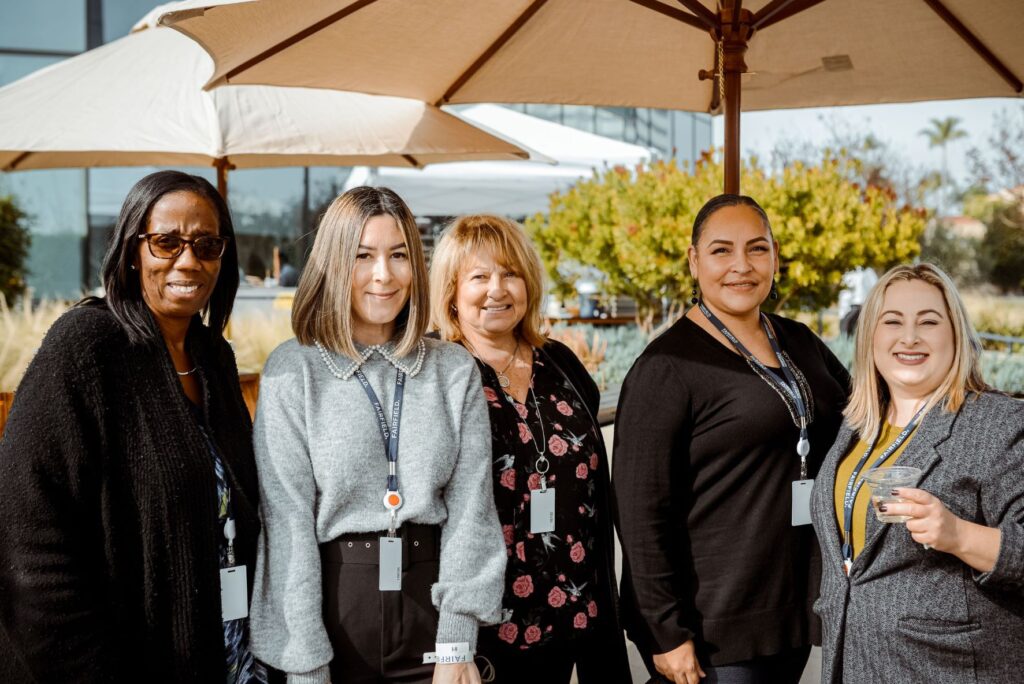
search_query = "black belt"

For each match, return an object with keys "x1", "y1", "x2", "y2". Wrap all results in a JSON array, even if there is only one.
[{"x1": 320, "y1": 523, "x2": 441, "y2": 568}]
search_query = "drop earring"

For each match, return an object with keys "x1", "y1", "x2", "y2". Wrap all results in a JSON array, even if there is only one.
[
  {"x1": 690, "y1": 286, "x2": 699, "y2": 305},
  {"x1": 769, "y1": 280, "x2": 779, "y2": 300}
]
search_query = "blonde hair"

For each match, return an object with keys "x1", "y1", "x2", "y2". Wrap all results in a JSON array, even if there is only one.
[
  {"x1": 429, "y1": 214, "x2": 546, "y2": 348},
  {"x1": 292, "y1": 186, "x2": 428, "y2": 359},
  {"x1": 844, "y1": 263, "x2": 988, "y2": 438}
]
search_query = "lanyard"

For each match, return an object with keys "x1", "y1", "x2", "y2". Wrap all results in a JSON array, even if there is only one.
[
  {"x1": 840, "y1": 404, "x2": 928, "y2": 570},
  {"x1": 698, "y1": 300, "x2": 811, "y2": 477},
  {"x1": 353, "y1": 367, "x2": 406, "y2": 535}
]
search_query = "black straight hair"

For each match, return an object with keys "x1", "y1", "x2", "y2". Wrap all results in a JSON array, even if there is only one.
[
  {"x1": 691, "y1": 194, "x2": 773, "y2": 246},
  {"x1": 97, "y1": 170, "x2": 239, "y2": 344}
]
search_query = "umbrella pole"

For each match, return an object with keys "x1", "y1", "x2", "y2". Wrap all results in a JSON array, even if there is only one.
[
  {"x1": 719, "y1": 7, "x2": 753, "y2": 195},
  {"x1": 215, "y1": 158, "x2": 232, "y2": 200},
  {"x1": 723, "y1": 67, "x2": 741, "y2": 194}
]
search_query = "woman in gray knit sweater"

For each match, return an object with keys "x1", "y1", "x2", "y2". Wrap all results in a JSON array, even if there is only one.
[{"x1": 249, "y1": 187, "x2": 506, "y2": 684}]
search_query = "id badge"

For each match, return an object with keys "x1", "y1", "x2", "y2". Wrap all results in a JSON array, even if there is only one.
[
  {"x1": 791, "y1": 479, "x2": 814, "y2": 526},
  {"x1": 379, "y1": 536, "x2": 402, "y2": 591},
  {"x1": 220, "y1": 565, "x2": 248, "y2": 621},
  {"x1": 530, "y1": 488, "x2": 556, "y2": 534}
]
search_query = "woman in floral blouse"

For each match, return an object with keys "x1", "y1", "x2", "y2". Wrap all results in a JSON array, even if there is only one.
[{"x1": 430, "y1": 215, "x2": 630, "y2": 683}]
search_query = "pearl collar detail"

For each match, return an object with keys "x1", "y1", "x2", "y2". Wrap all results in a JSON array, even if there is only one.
[{"x1": 314, "y1": 338, "x2": 427, "y2": 380}]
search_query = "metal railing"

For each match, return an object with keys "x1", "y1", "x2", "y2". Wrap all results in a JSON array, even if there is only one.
[{"x1": 978, "y1": 332, "x2": 1024, "y2": 353}]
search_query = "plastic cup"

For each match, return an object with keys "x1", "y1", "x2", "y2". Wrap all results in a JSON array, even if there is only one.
[{"x1": 860, "y1": 466, "x2": 923, "y2": 523}]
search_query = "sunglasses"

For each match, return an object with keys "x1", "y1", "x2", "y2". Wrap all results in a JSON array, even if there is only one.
[{"x1": 138, "y1": 233, "x2": 230, "y2": 261}]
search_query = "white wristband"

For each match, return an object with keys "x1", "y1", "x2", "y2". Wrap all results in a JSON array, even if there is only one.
[{"x1": 422, "y1": 642, "x2": 473, "y2": 664}]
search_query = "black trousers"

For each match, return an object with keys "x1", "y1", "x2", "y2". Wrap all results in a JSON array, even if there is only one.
[
  {"x1": 320, "y1": 524, "x2": 443, "y2": 684},
  {"x1": 643, "y1": 645, "x2": 810, "y2": 684},
  {"x1": 478, "y1": 626, "x2": 631, "y2": 684}
]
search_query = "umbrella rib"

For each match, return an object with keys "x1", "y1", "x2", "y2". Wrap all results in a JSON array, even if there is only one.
[
  {"x1": 223, "y1": 0, "x2": 381, "y2": 84},
  {"x1": 5, "y1": 151, "x2": 31, "y2": 171},
  {"x1": 921, "y1": 0, "x2": 1022, "y2": 93},
  {"x1": 673, "y1": 0, "x2": 717, "y2": 29},
  {"x1": 628, "y1": 0, "x2": 711, "y2": 32},
  {"x1": 402, "y1": 154, "x2": 422, "y2": 168},
  {"x1": 751, "y1": 0, "x2": 826, "y2": 31},
  {"x1": 437, "y1": 0, "x2": 550, "y2": 105}
]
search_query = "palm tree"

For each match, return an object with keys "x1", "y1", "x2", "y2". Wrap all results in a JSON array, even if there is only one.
[{"x1": 919, "y1": 117, "x2": 968, "y2": 214}]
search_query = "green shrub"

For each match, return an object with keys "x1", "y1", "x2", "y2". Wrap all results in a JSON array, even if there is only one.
[{"x1": 0, "y1": 195, "x2": 31, "y2": 305}]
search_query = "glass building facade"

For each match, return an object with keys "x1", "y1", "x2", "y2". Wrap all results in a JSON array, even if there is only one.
[
  {"x1": 504, "y1": 104, "x2": 712, "y2": 163},
  {"x1": 1, "y1": 1, "x2": 711, "y2": 299}
]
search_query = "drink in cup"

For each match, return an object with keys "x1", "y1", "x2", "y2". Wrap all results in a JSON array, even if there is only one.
[{"x1": 860, "y1": 466, "x2": 923, "y2": 523}]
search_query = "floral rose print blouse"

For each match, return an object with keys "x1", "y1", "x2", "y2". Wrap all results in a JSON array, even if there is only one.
[{"x1": 477, "y1": 347, "x2": 603, "y2": 650}]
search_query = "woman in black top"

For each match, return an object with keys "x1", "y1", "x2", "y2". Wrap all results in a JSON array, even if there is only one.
[
  {"x1": 614, "y1": 195, "x2": 849, "y2": 684},
  {"x1": 0, "y1": 171, "x2": 265, "y2": 683},
  {"x1": 429, "y1": 215, "x2": 631, "y2": 684}
]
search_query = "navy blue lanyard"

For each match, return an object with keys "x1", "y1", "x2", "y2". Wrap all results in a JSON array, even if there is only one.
[
  {"x1": 353, "y1": 368, "x2": 405, "y2": 494},
  {"x1": 840, "y1": 404, "x2": 928, "y2": 569},
  {"x1": 698, "y1": 299, "x2": 811, "y2": 476}
]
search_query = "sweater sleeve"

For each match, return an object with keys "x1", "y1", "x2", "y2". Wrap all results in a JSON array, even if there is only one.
[
  {"x1": 431, "y1": 359, "x2": 505, "y2": 650},
  {"x1": 612, "y1": 348, "x2": 696, "y2": 653},
  {"x1": 0, "y1": 311, "x2": 114, "y2": 682},
  {"x1": 972, "y1": 397, "x2": 1024, "y2": 592},
  {"x1": 249, "y1": 349, "x2": 333, "y2": 684}
]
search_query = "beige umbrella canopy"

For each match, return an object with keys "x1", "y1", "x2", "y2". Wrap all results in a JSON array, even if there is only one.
[
  {"x1": 0, "y1": 6, "x2": 531, "y2": 196},
  {"x1": 159, "y1": 0, "x2": 1024, "y2": 193}
]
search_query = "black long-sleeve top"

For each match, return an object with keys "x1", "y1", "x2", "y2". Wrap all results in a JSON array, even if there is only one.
[
  {"x1": 613, "y1": 314, "x2": 849, "y2": 667},
  {"x1": 0, "y1": 302, "x2": 261, "y2": 683}
]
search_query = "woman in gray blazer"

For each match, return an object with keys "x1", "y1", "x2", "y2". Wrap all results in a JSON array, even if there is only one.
[{"x1": 811, "y1": 263, "x2": 1023, "y2": 684}]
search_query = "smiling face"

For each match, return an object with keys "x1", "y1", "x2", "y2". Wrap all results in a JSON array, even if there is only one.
[
  {"x1": 350, "y1": 214, "x2": 412, "y2": 345},
  {"x1": 688, "y1": 204, "x2": 779, "y2": 318},
  {"x1": 872, "y1": 279, "x2": 955, "y2": 402},
  {"x1": 137, "y1": 191, "x2": 221, "y2": 329},
  {"x1": 455, "y1": 246, "x2": 528, "y2": 345}
]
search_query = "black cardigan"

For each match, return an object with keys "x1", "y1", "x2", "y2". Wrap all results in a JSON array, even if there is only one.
[
  {"x1": 476, "y1": 339, "x2": 631, "y2": 678},
  {"x1": 0, "y1": 302, "x2": 261, "y2": 683},
  {"x1": 613, "y1": 315, "x2": 850, "y2": 667}
]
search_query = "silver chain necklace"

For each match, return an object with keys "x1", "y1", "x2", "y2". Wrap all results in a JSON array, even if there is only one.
[
  {"x1": 464, "y1": 337, "x2": 520, "y2": 389},
  {"x1": 176, "y1": 366, "x2": 198, "y2": 376}
]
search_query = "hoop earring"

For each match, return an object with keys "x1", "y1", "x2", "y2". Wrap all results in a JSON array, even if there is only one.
[{"x1": 769, "y1": 280, "x2": 779, "y2": 301}]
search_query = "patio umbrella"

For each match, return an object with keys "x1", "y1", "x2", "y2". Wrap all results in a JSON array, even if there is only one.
[
  {"x1": 0, "y1": 5, "x2": 532, "y2": 198},
  {"x1": 158, "y1": 0, "x2": 1024, "y2": 193}
]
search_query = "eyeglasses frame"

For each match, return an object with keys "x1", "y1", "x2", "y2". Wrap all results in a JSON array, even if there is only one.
[{"x1": 137, "y1": 233, "x2": 230, "y2": 261}]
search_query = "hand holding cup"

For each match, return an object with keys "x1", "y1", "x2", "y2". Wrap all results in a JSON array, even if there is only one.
[{"x1": 879, "y1": 487, "x2": 961, "y2": 553}]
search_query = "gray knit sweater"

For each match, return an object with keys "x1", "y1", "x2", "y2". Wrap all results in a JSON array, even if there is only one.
[{"x1": 249, "y1": 337, "x2": 505, "y2": 684}]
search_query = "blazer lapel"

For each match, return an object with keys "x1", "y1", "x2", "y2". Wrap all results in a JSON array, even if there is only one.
[{"x1": 852, "y1": 405, "x2": 957, "y2": 572}]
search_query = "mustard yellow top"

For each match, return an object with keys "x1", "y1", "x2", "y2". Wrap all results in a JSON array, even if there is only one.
[{"x1": 833, "y1": 422, "x2": 915, "y2": 560}]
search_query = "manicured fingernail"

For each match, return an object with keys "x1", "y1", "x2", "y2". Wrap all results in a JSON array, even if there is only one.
[
  {"x1": 879, "y1": 505, "x2": 888, "y2": 512},
  {"x1": 890, "y1": 489, "x2": 901, "y2": 496}
]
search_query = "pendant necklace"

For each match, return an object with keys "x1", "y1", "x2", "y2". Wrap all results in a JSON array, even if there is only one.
[
  {"x1": 464, "y1": 337, "x2": 520, "y2": 390},
  {"x1": 494, "y1": 339, "x2": 520, "y2": 389}
]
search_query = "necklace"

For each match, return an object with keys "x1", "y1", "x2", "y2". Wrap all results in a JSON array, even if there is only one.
[
  {"x1": 494, "y1": 339, "x2": 520, "y2": 389},
  {"x1": 464, "y1": 337, "x2": 520, "y2": 390},
  {"x1": 176, "y1": 366, "x2": 198, "y2": 376}
]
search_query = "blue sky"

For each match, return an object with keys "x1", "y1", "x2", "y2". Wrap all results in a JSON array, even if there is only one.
[{"x1": 712, "y1": 97, "x2": 1020, "y2": 188}]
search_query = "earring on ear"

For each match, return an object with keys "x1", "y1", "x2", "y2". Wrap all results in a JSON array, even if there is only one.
[
  {"x1": 690, "y1": 286, "x2": 699, "y2": 305},
  {"x1": 130, "y1": 264, "x2": 137, "y2": 271},
  {"x1": 770, "y1": 280, "x2": 779, "y2": 300}
]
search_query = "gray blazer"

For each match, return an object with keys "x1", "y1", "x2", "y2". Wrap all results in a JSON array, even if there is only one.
[{"x1": 810, "y1": 392, "x2": 1024, "y2": 683}]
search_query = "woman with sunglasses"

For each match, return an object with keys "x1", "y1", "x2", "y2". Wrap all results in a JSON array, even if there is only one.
[{"x1": 0, "y1": 171, "x2": 265, "y2": 683}]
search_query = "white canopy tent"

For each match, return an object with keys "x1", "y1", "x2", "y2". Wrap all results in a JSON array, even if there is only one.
[{"x1": 344, "y1": 104, "x2": 654, "y2": 217}]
